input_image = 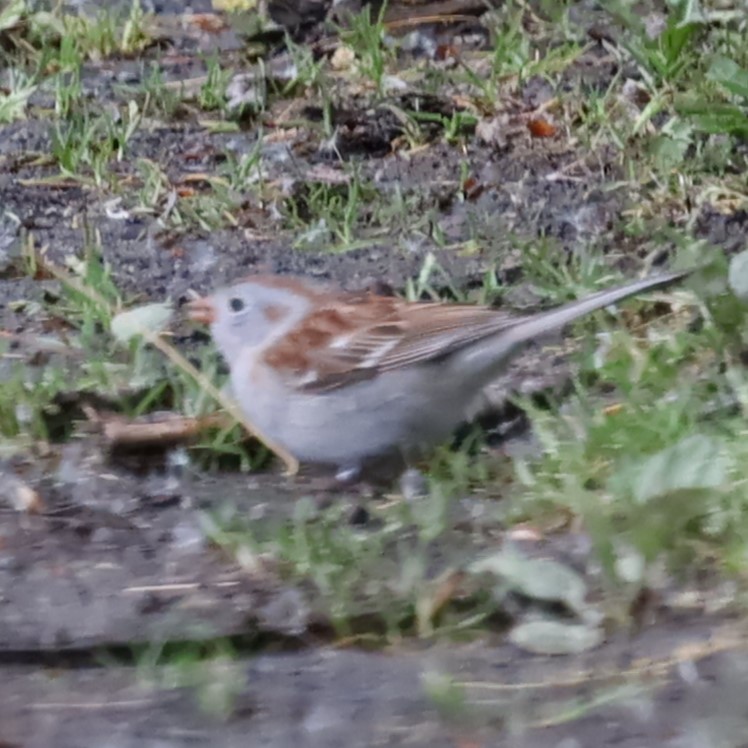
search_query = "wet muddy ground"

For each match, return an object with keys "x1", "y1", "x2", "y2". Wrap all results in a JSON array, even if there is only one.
[
  {"x1": 3, "y1": 456, "x2": 748, "y2": 747},
  {"x1": 3, "y1": 0, "x2": 748, "y2": 746}
]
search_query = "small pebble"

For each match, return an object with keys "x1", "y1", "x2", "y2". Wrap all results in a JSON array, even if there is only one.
[{"x1": 399, "y1": 468, "x2": 428, "y2": 502}]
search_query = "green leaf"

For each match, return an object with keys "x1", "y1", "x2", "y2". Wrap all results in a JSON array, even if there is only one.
[
  {"x1": 0, "y1": 84, "x2": 36, "y2": 124},
  {"x1": 0, "y1": 0, "x2": 24, "y2": 32},
  {"x1": 675, "y1": 98, "x2": 748, "y2": 136},
  {"x1": 728, "y1": 249, "x2": 748, "y2": 302},
  {"x1": 110, "y1": 302, "x2": 173, "y2": 344},
  {"x1": 650, "y1": 118, "x2": 693, "y2": 170},
  {"x1": 672, "y1": 0, "x2": 706, "y2": 27},
  {"x1": 509, "y1": 620, "x2": 603, "y2": 655},
  {"x1": 623, "y1": 434, "x2": 730, "y2": 505},
  {"x1": 470, "y1": 545, "x2": 589, "y2": 617},
  {"x1": 707, "y1": 55, "x2": 748, "y2": 101}
]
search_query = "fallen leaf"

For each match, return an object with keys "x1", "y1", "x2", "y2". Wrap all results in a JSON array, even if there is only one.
[
  {"x1": 527, "y1": 117, "x2": 557, "y2": 138},
  {"x1": 1, "y1": 474, "x2": 44, "y2": 513},
  {"x1": 728, "y1": 248, "x2": 748, "y2": 302},
  {"x1": 331, "y1": 44, "x2": 356, "y2": 71},
  {"x1": 470, "y1": 544, "x2": 589, "y2": 616},
  {"x1": 111, "y1": 302, "x2": 174, "y2": 344},
  {"x1": 509, "y1": 619, "x2": 603, "y2": 655},
  {"x1": 461, "y1": 176, "x2": 484, "y2": 200},
  {"x1": 186, "y1": 13, "x2": 228, "y2": 33},
  {"x1": 435, "y1": 43, "x2": 459, "y2": 62},
  {"x1": 622, "y1": 434, "x2": 730, "y2": 505},
  {"x1": 212, "y1": 0, "x2": 257, "y2": 10}
]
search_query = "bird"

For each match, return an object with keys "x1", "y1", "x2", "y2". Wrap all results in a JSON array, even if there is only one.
[{"x1": 187, "y1": 267, "x2": 692, "y2": 483}]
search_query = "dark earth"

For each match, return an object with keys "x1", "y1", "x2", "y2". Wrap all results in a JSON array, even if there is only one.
[{"x1": 3, "y1": 0, "x2": 748, "y2": 746}]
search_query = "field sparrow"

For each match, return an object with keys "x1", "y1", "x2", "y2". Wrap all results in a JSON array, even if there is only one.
[{"x1": 188, "y1": 268, "x2": 691, "y2": 482}]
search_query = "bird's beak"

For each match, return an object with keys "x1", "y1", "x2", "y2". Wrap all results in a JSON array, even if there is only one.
[{"x1": 186, "y1": 296, "x2": 216, "y2": 325}]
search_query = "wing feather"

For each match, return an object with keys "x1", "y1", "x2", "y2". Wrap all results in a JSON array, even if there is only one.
[
  {"x1": 262, "y1": 293, "x2": 518, "y2": 393},
  {"x1": 258, "y1": 268, "x2": 692, "y2": 394}
]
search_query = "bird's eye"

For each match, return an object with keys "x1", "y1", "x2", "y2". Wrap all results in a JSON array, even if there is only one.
[{"x1": 229, "y1": 297, "x2": 245, "y2": 313}]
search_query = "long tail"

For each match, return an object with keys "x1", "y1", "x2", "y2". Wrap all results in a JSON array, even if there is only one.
[
  {"x1": 454, "y1": 266, "x2": 694, "y2": 389},
  {"x1": 505, "y1": 266, "x2": 693, "y2": 344}
]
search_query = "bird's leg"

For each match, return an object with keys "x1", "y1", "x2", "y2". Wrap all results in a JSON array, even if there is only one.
[
  {"x1": 336, "y1": 454, "x2": 430, "y2": 502},
  {"x1": 333, "y1": 463, "x2": 378, "y2": 524},
  {"x1": 304, "y1": 456, "x2": 426, "y2": 523},
  {"x1": 291, "y1": 463, "x2": 372, "y2": 519}
]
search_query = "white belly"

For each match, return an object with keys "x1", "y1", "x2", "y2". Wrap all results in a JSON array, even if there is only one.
[{"x1": 231, "y1": 361, "x2": 469, "y2": 468}]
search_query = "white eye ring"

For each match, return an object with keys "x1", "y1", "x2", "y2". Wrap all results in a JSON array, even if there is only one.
[{"x1": 229, "y1": 297, "x2": 245, "y2": 313}]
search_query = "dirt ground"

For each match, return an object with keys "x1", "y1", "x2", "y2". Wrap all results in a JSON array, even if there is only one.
[
  {"x1": 4, "y1": 0, "x2": 748, "y2": 746},
  {"x1": 2, "y1": 459, "x2": 748, "y2": 747}
]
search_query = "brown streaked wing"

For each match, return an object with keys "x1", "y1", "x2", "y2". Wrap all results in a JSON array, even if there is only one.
[
  {"x1": 374, "y1": 302, "x2": 519, "y2": 372},
  {"x1": 262, "y1": 293, "x2": 518, "y2": 393}
]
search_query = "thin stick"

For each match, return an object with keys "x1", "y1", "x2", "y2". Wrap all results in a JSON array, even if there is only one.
[{"x1": 90, "y1": 411, "x2": 230, "y2": 449}]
